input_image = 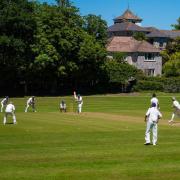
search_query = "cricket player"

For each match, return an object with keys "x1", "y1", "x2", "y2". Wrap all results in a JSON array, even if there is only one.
[
  {"x1": 25, "y1": 96, "x2": 36, "y2": 112},
  {"x1": 144, "y1": 102, "x2": 162, "y2": 146},
  {"x1": 60, "y1": 100, "x2": 66, "y2": 112},
  {"x1": 169, "y1": 97, "x2": 180, "y2": 124},
  {"x1": 3, "y1": 101, "x2": 16, "y2": 125},
  {"x1": 1, "y1": 96, "x2": 9, "y2": 112},
  {"x1": 74, "y1": 91, "x2": 83, "y2": 113},
  {"x1": 150, "y1": 93, "x2": 159, "y2": 109}
]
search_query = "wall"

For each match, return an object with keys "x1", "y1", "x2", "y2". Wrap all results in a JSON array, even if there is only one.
[{"x1": 126, "y1": 53, "x2": 162, "y2": 76}]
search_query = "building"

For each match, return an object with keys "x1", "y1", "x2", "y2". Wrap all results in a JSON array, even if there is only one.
[
  {"x1": 107, "y1": 36, "x2": 162, "y2": 76},
  {"x1": 107, "y1": 9, "x2": 180, "y2": 76}
]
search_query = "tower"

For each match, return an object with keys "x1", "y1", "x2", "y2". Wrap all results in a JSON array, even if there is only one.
[{"x1": 113, "y1": 9, "x2": 142, "y2": 24}]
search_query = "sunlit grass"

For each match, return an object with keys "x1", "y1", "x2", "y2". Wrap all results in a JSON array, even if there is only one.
[{"x1": 0, "y1": 94, "x2": 180, "y2": 179}]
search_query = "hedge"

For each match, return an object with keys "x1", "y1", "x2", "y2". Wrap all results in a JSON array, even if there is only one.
[{"x1": 134, "y1": 77, "x2": 180, "y2": 92}]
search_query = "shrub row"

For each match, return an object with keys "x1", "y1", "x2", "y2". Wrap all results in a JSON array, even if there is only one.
[{"x1": 134, "y1": 77, "x2": 180, "y2": 92}]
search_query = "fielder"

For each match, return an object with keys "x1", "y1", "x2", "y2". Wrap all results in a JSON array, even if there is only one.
[
  {"x1": 169, "y1": 97, "x2": 180, "y2": 124},
  {"x1": 74, "y1": 91, "x2": 83, "y2": 113},
  {"x1": 144, "y1": 102, "x2": 162, "y2": 146},
  {"x1": 3, "y1": 101, "x2": 16, "y2": 125},
  {"x1": 1, "y1": 96, "x2": 9, "y2": 112},
  {"x1": 60, "y1": 100, "x2": 66, "y2": 112},
  {"x1": 25, "y1": 96, "x2": 36, "y2": 112},
  {"x1": 150, "y1": 93, "x2": 159, "y2": 109}
]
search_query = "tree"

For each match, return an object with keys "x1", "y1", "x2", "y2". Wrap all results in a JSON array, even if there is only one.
[
  {"x1": 56, "y1": 0, "x2": 70, "y2": 7},
  {"x1": 161, "y1": 37, "x2": 180, "y2": 76},
  {"x1": 113, "y1": 52, "x2": 127, "y2": 63},
  {"x1": 164, "y1": 37, "x2": 180, "y2": 55},
  {"x1": 172, "y1": 17, "x2": 180, "y2": 30},
  {"x1": 103, "y1": 60, "x2": 139, "y2": 84},
  {"x1": 133, "y1": 32, "x2": 147, "y2": 41},
  {"x1": 83, "y1": 14, "x2": 108, "y2": 45},
  {"x1": 0, "y1": 0, "x2": 36, "y2": 95},
  {"x1": 77, "y1": 32, "x2": 107, "y2": 87},
  {"x1": 163, "y1": 52, "x2": 180, "y2": 77},
  {"x1": 31, "y1": 3, "x2": 84, "y2": 93},
  {"x1": 31, "y1": 2, "x2": 107, "y2": 93}
]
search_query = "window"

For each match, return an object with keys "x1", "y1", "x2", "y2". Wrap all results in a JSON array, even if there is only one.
[
  {"x1": 144, "y1": 53, "x2": 155, "y2": 61},
  {"x1": 159, "y1": 42, "x2": 164, "y2": 47},
  {"x1": 144, "y1": 69, "x2": 155, "y2": 76}
]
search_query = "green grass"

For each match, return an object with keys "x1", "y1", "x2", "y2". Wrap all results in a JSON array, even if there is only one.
[{"x1": 0, "y1": 94, "x2": 180, "y2": 179}]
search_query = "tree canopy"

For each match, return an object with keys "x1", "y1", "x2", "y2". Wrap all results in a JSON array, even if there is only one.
[
  {"x1": 172, "y1": 17, "x2": 180, "y2": 30},
  {"x1": 3, "y1": 0, "x2": 177, "y2": 95},
  {"x1": 0, "y1": 0, "x2": 109, "y2": 95},
  {"x1": 162, "y1": 37, "x2": 180, "y2": 77},
  {"x1": 0, "y1": 0, "x2": 36, "y2": 95}
]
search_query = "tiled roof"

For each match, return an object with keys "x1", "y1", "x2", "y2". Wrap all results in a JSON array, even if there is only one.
[
  {"x1": 107, "y1": 36, "x2": 160, "y2": 53},
  {"x1": 146, "y1": 29, "x2": 169, "y2": 38},
  {"x1": 114, "y1": 9, "x2": 142, "y2": 21},
  {"x1": 108, "y1": 22, "x2": 149, "y2": 32},
  {"x1": 160, "y1": 30, "x2": 180, "y2": 39},
  {"x1": 143, "y1": 27, "x2": 158, "y2": 32}
]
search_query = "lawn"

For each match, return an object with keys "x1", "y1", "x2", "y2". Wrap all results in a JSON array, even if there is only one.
[{"x1": 0, "y1": 94, "x2": 180, "y2": 180}]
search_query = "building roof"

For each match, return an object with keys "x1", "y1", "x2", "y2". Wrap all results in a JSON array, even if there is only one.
[
  {"x1": 107, "y1": 36, "x2": 160, "y2": 53},
  {"x1": 114, "y1": 9, "x2": 142, "y2": 23},
  {"x1": 160, "y1": 30, "x2": 180, "y2": 39},
  {"x1": 143, "y1": 27, "x2": 158, "y2": 32},
  {"x1": 108, "y1": 22, "x2": 149, "y2": 32},
  {"x1": 146, "y1": 29, "x2": 169, "y2": 38}
]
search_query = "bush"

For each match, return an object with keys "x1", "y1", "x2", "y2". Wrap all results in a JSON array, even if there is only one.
[
  {"x1": 134, "y1": 76, "x2": 180, "y2": 93},
  {"x1": 163, "y1": 77, "x2": 180, "y2": 92},
  {"x1": 134, "y1": 80, "x2": 163, "y2": 91}
]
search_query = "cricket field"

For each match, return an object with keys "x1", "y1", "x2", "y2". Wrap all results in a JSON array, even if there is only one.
[{"x1": 0, "y1": 94, "x2": 180, "y2": 180}]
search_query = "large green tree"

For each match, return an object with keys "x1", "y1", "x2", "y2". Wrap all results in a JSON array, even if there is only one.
[
  {"x1": 77, "y1": 32, "x2": 107, "y2": 88},
  {"x1": 163, "y1": 52, "x2": 180, "y2": 77},
  {"x1": 31, "y1": 3, "x2": 83, "y2": 92},
  {"x1": 0, "y1": 0, "x2": 36, "y2": 95},
  {"x1": 83, "y1": 14, "x2": 108, "y2": 46},
  {"x1": 0, "y1": 0, "x2": 130, "y2": 95},
  {"x1": 104, "y1": 60, "x2": 139, "y2": 84},
  {"x1": 162, "y1": 37, "x2": 180, "y2": 77},
  {"x1": 31, "y1": 2, "x2": 107, "y2": 93}
]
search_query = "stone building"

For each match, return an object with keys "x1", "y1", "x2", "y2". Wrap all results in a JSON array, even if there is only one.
[
  {"x1": 107, "y1": 37, "x2": 162, "y2": 76},
  {"x1": 107, "y1": 9, "x2": 180, "y2": 76}
]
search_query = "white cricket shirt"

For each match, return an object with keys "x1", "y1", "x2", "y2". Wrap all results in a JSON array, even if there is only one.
[
  {"x1": 173, "y1": 100, "x2": 180, "y2": 110},
  {"x1": 146, "y1": 107, "x2": 162, "y2": 122},
  {"x1": 77, "y1": 96, "x2": 83, "y2": 104},
  {"x1": 5, "y1": 104, "x2": 15, "y2": 113},
  {"x1": 27, "y1": 97, "x2": 33, "y2": 104}
]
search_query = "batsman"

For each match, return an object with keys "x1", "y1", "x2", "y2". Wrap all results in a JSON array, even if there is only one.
[{"x1": 73, "y1": 91, "x2": 83, "y2": 113}]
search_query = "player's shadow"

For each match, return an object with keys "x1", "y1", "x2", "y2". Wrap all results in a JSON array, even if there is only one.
[{"x1": 5, "y1": 122, "x2": 14, "y2": 125}]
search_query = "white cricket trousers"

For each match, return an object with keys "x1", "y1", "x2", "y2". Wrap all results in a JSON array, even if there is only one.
[
  {"x1": 145, "y1": 121, "x2": 158, "y2": 145},
  {"x1": 25, "y1": 103, "x2": 30, "y2": 112},
  {"x1": 78, "y1": 103, "x2": 82, "y2": 113},
  {"x1": 170, "y1": 109, "x2": 180, "y2": 121},
  {"x1": 3, "y1": 112, "x2": 16, "y2": 125},
  {"x1": 1, "y1": 102, "x2": 4, "y2": 112}
]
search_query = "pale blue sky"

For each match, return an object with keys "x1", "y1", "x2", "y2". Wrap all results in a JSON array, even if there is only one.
[{"x1": 39, "y1": 0, "x2": 180, "y2": 30}]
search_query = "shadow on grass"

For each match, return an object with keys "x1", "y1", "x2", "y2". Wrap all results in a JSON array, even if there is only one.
[{"x1": 4, "y1": 122, "x2": 15, "y2": 125}]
